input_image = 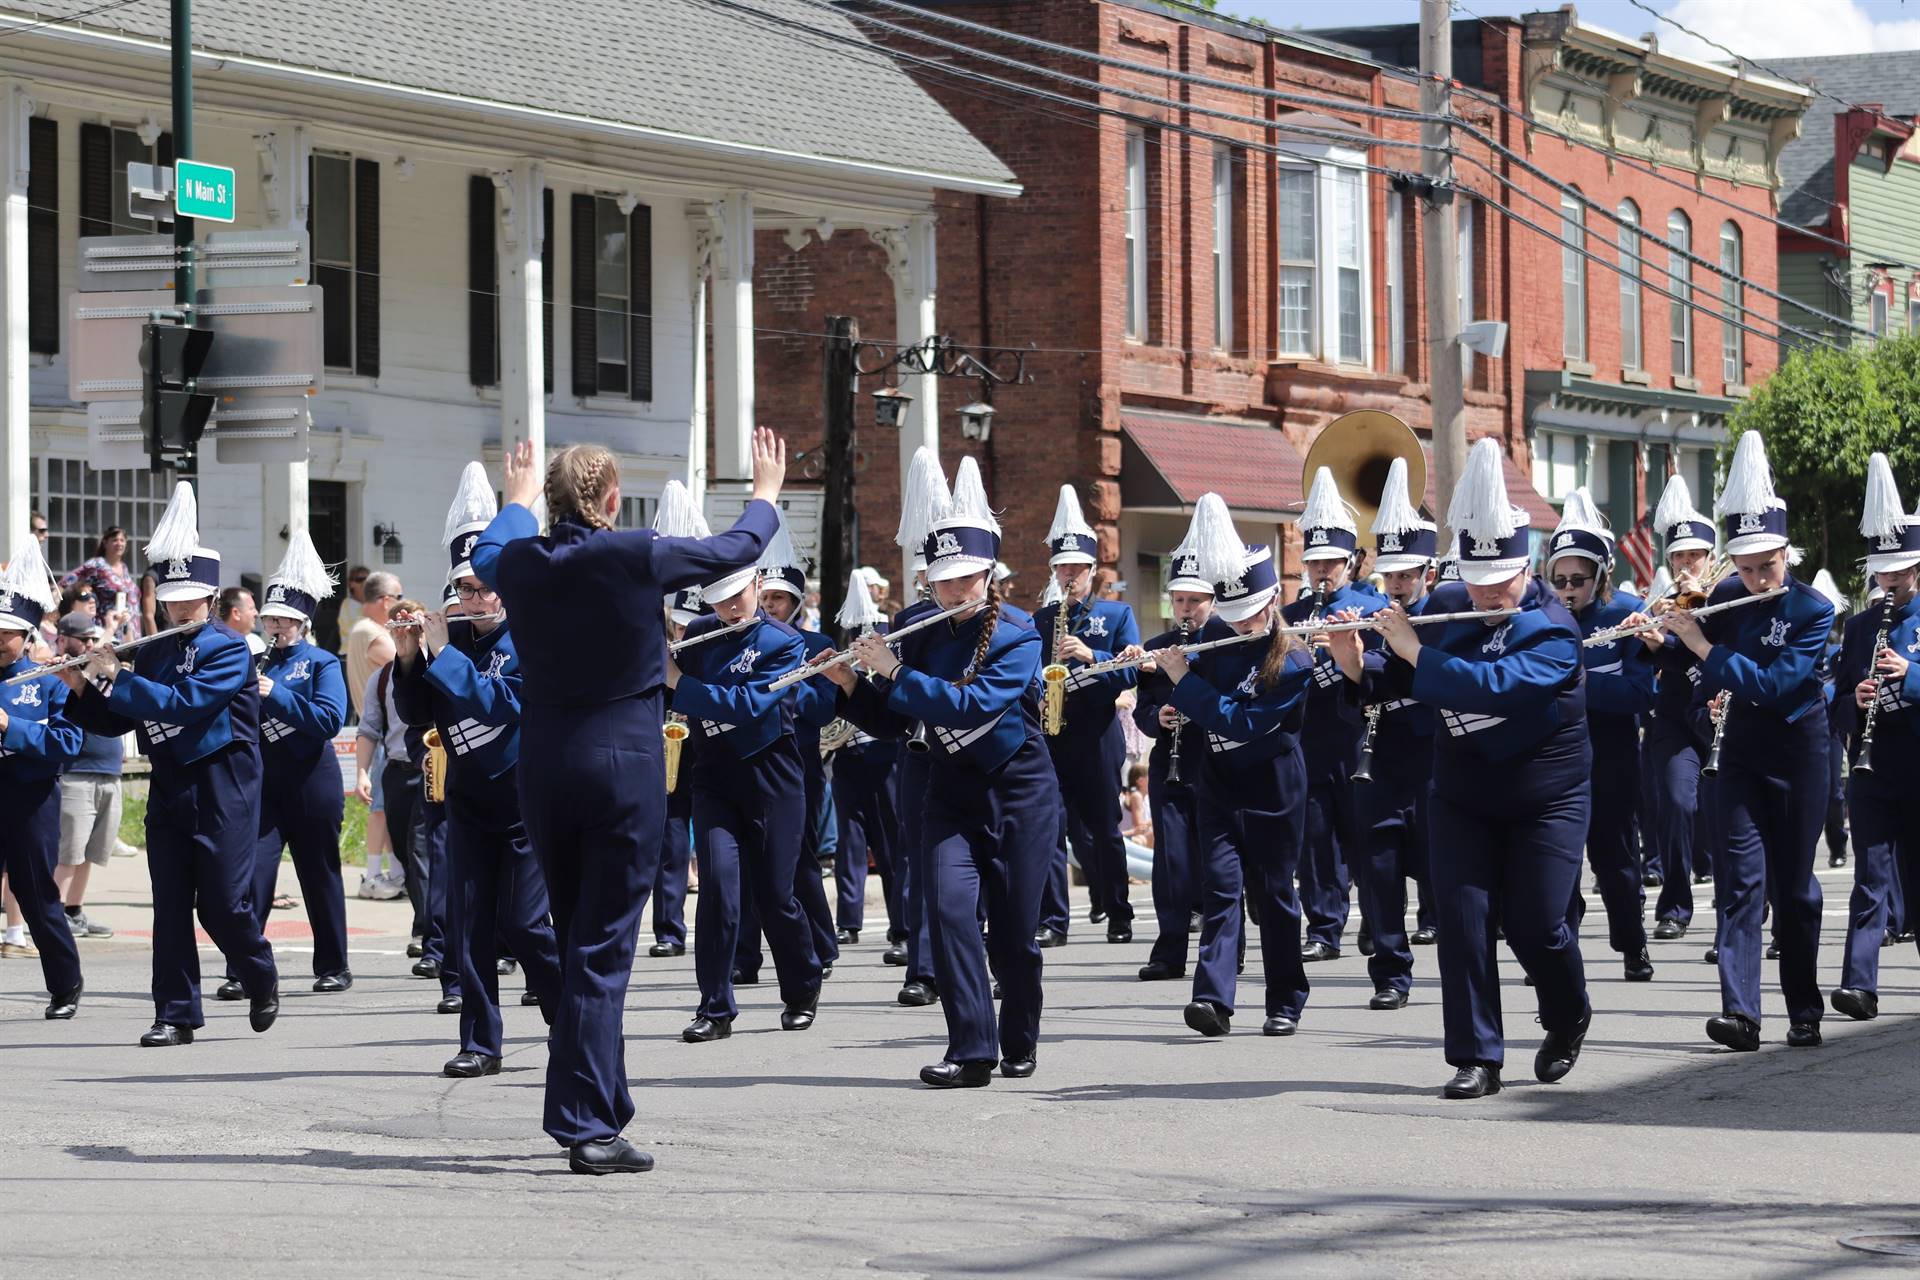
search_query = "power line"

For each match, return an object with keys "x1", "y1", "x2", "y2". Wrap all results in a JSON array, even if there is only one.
[
  {"x1": 0, "y1": 0, "x2": 149, "y2": 43},
  {"x1": 1623, "y1": 0, "x2": 1867, "y2": 115}
]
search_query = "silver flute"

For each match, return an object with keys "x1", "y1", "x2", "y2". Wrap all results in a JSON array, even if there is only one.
[
  {"x1": 768, "y1": 597, "x2": 988, "y2": 692},
  {"x1": 668, "y1": 614, "x2": 757, "y2": 655},
  {"x1": 1583, "y1": 586, "x2": 1786, "y2": 647},
  {"x1": 10, "y1": 620, "x2": 207, "y2": 685}
]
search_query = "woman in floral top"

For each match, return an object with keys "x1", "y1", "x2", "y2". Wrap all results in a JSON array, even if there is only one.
[{"x1": 61, "y1": 527, "x2": 141, "y2": 642}]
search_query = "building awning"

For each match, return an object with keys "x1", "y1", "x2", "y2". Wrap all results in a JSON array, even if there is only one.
[
  {"x1": 1420, "y1": 445, "x2": 1562, "y2": 531},
  {"x1": 1524, "y1": 369, "x2": 1734, "y2": 445},
  {"x1": 1120, "y1": 411, "x2": 1305, "y2": 518}
]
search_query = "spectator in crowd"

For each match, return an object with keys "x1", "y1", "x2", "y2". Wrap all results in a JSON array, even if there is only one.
[
  {"x1": 357, "y1": 614, "x2": 427, "y2": 924},
  {"x1": 217, "y1": 586, "x2": 258, "y2": 638},
  {"x1": 61, "y1": 526, "x2": 142, "y2": 642},
  {"x1": 334, "y1": 565, "x2": 371, "y2": 659},
  {"x1": 1119, "y1": 762, "x2": 1153, "y2": 851},
  {"x1": 1, "y1": 877, "x2": 36, "y2": 958},
  {"x1": 52, "y1": 611, "x2": 119, "y2": 940},
  {"x1": 347, "y1": 571, "x2": 401, "y2": 896}
]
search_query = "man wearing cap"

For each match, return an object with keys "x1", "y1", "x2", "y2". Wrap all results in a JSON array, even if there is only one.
[
  {"x1": 52, "y1": 610, "x2": 120, "y2": 943},
  {"x1": 1282, "y1": 468, "x2": 1386, "y2": 963},
  {"x1": 1033, "y1": 484, "x2": 1143, "y2": 945}
]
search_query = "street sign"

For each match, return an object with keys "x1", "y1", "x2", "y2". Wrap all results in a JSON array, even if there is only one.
[
  {"x1": 199, "y1": 228, "x2": 309, "y2": 288},
  {"x1": 211, "y1": 397, "x2": 313, "y2": 465},
  {"x1": 127, "y1": 162, "x2": 175, "y2": 225},
  {"x1": 67, "y1": 288, "x2": 174, "y2": 400},
  {"x1": 175, "y1": 159, "x2": 236, "y2": 222},
  {"x1": 195, "y1": 285, "x2": 323, "y2": 396},
  {"x1": 707, "y1": 484, "x2": 826, "y2": 570},
  {"x1": 75, "y1": 235, "x2": 175, "y2": 293}
]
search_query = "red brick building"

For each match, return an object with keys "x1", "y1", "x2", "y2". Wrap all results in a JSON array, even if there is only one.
[{"x1": 747, "y1": 3, "x2": 1810, "y2": 624}]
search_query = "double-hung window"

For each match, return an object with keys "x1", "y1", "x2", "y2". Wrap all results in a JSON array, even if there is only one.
[{"x1": 1276, "y1": 151, "x2": 1371, "y2": 366}]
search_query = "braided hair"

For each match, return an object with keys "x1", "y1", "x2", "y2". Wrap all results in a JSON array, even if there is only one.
[
  {"x1": 545, "y1": 444, "x2": 618, "y2": 530},
  {"x1": 958, "y1": 579, "x2": 1001, "y2": 686}
]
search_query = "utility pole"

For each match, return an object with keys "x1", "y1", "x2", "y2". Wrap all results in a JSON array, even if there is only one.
[
  {"x1": 171, "y1": 0, "x2": 194, "y2": 312},
  {"x1": 821, "y1": 315, "x2": 858, "y2": 640},
  {"x1": 1420, "y1": 0, "x2": 1464, "y2": 523}
]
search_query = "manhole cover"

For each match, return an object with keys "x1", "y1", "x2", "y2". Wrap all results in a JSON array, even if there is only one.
[{"x1": 1839, "y1": 1233, "x2": 1920, "y2": 1258}]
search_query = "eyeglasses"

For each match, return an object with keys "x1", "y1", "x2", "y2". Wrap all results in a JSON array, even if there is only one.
[
  {"x1": 452, "y1": 584, "x2": 494, "y2": 600},
  {"x1": 30, "y1": 526, "x2": 47, "y2": 537},
  {"x1": 1549, "y1": 575, "x2": 1593, "y2": 589}
]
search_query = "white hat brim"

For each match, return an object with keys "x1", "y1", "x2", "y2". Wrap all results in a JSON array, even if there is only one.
[
  {"x1": 1457, "y1": 560, "x2": 1529, "y2": 587},
  {"x1": 927, "y1": 556, "x2": 995, "y2": 584},
  {"x1": 1372, "y1": 555, "x2": 1433, "y2": 574},
  {"x1": 1213, "y1": 588, "x2": 1276, "y2": 623},
  {"x1": 1726, "y1": 534, "x2": 1788, "y2": 557}
]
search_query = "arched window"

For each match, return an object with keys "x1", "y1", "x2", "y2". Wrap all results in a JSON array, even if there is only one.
[
  {"x1": 1617, "y1": 200, "x2": 1642, "y2": 371},
  {"x1": 1667, "y1": 211, "x2": 1692, "y2": 378}
]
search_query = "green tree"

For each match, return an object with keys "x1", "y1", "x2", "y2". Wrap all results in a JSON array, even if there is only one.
[{"x1": 1726, "y1": 336, "x2": 1920, "y2": 595}]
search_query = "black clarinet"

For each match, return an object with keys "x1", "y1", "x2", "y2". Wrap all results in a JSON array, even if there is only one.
[
  {"x1": 1166, "y1": 617, "x2": 1190, "y2": 784},
  {"x1": 1701, "y1": 696, "x2": 1730, "y2": 777},
  {"x1": 1854, "y1": 599, "x2": 1896, "y2": 774},
  {"x1": 1352, "y1": 702, "x2": 1382, "y2": 783}
]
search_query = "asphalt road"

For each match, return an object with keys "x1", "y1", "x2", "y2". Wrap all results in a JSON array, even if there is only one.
[{"x1": 1, "y1": 855, "x2": 1915, "y2": 1278}]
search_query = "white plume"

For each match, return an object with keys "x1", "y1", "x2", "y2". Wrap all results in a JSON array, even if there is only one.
[
  {"x1": 442, "y1": 462, "x2": 497, "y2": 543},
  {"x1": 896, "y1": 447, "x2": 949, "y2": 551},
  {"x1": 835, "y1": 567, "x2": 886, "y2": 630},
  {"x1": 1860, "y1": 452, "x2": 1906, "y2": 541},
  {"x1": 756, "y1": 507, "x2": 802, "y2": 572},
  {"x1": 0, "y1": 534, "x2": 55, "y2": 612},
  {"x1": 1653, "y1": 472, "x2": 1706, "y2": 533},
  {"x1": 652, "y1": 480, "x2": 710, "y2": 539},
  {"x1": 146, "y1": 481, "x2": 203, "y2": 564},
  {"x1": 1171, "y1": 492, "x2": 1247, "y2": 588},
  {"x1": 1447, "y1": 438, "x2": 1523, "y2": 539},
  {"x1": 1811, "y1": 568, "x2": 1847, "y2": 612},
  {"x1": 1646, "y1": 565, "x2": 1673, "y2": 602},
  {"x1": 266, "y1": 526, "x2": 337, "y2": 602},
  {"x1": 1040, "y1": 576, "x2": 1063, "y2": 607},
  {"x1": 1300, "y1": 466, "x2": 1357, "y2": 533},
  {"x1": 1044, "y1": 484, "x2": 1095, "y2": 543},
  {"x1": 947, "y1": 456, "x2": 1001, "y2": 536},
  {"x1": 1714, "y1": 431, "x2": 1783, "y2": 517},
  {"x1": 1371, "y1": 456, "x2": 1423, "y2": 536}
]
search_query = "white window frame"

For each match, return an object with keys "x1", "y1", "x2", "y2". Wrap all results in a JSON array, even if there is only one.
[
  {"x1": 30, "y1": 456, "x2": 175, "y2": 585},
  {"x1": 1719, "y1": 222, "x2": 1744, "y2": 381},
  {"x1": 1277, "y1": 163, "x2": 1317, "y2": 357},
  {"x1": 1275, "y1": 147, "x2": 1372, "y2": 367},
  {"x1": 1908, "y1": 297, "x2": 1920, "y2": 334},
  {"x1": 1212, "y1": 144, "x2": 1234, "y2": 352},
  {"x1": 1618, "y1": 200, "x2": 1643, "y2": 371},
  {"x1": 1560, "y1": 191, "x2": 1587, "y2": 361},
  {"x1": 1871, "y1": 289, "x2": 1888, "y2": 336},
  {"x1": 1124, "y1": 129, "x2": 1148, "y2": 341},
  {"x1": 312, "y1": 151, "x2": 358, "y2": 372},
  {"x1": 1667, "y1": 211, "x2": 1692, "y2": 378},
  {"x1": 1385, "y1": 193, "x2": 1405, "y2": 374},
  {"x1": 1531, "y1": 430, "x2": 1581, "y2": 503}
]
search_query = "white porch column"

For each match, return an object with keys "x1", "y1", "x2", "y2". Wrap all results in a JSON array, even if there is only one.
[
  {"x1": 707, "y1": 190, "x2": 754, "y2": 482},
  {"x1": 877, "y1": 214, "x2": 938, "y2": 586},
  {"x1": 257, "y1": 123, "x2": 310, "y2": 575},
  {"x1": 687, "y1": 267, "x2": 710, "y2": 506},
  {"x1": 493, "y1": 162, "x2": 546, "y2": 471},
  {"x1": 0, "y1": 86, "x2": 34, "y2": 549}
]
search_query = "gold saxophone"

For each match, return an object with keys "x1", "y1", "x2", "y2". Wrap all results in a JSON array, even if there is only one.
[
  {"x1": 1042, "y1": 598, "x2": 1070, "y2": 736},
  {"x1": 422, "y1": 728, "x2": 448, "y2": 804},
  {"x1": 664, "y1": 713, "x2": 689, "y2": 794}
]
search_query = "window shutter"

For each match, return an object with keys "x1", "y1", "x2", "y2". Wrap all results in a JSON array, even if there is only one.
[
  {"x1": 628, "y1": 203, "x2": 652, "y2": 402},
  {"x1": 27, "y1": 117, "x2": 56, "y2": 355},
  {"x1": 157, "y1": 131, "x2": 173, "y2": 172},
  {"x1": 78, "y1": 122, "x2": 111, "y2": 237},
  {"x1": 569, "y1": 192, "x2": 596, "y2": 398},
  {"x1": 542, "y1": 186, "x2": 555, "y2": 394},
  {"x1": 353, "y1": 157, "x2": 380, "y2": 377},
  {"x1": 467, "y1": 174, "x2": 497, "y2": 387}
]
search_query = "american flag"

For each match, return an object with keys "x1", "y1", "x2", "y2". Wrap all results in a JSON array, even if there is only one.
[{"x1": 1619, "y1": 513, "x2": 1656, "y2": 587}]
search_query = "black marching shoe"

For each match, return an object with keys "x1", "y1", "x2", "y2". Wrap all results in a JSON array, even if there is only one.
[
  {"x1": 1442, "y1": 1065, "x2": 1501, "y2": 1099},
  {"x1": 1106, "y1": 923, "x2": 1133, "y2": 944},
  {"x1": 780, "y1": 996, "x2": 819, "y2": 1032},
  {"x1": 1831, "y1": 987, "x2": 1879, "y2": 1021},
  {"x1": 1369, "y1": 988, "x2": 1409, "y2": 1011},
  {"x1": 731, "y1": 968, "x2": 760, "y2": 987},
  {"x1": 1653, "y1": 918, "x2": 1687, "y2": 941},
  {"x1": 1703, "y1": 946, "x2": 1720, "y2": 964},
  {"x1": 1623, "y1": 949, "x2": 1654, "y2": 982},
  {"x1": 1034, "y1": 928, "x2": 1068, "y2": 949},
  {"x1": 1535, "y1": 1007, "x2": 1591, "y2": 1083},
  {"x1": 1410, "y1": 925, "x2": 1438, "y2": 946},
  {"x1": 1262, "y1": 1015, "x2": 1298, "y2": 1037},
  {"x1": 648, "y1": 941, "x2": 685, "y2": 958},
  {"x1": 836, "y1": 928, "x2": 859, "y2": 945},
  {"x1": 443, "y1": 1051, "x2": 502, "y2": 1078},
  {"x1": 1706, "y1": 1012, "x2": 1761, "y2": 1052},
  {"x1": 1829, "y1": 848, "x2": 1848, "y2": 869},
  {"x1": 406, "y1": 938, "x2": 425, "y2": 958},
  {"x1": 1088, "y1": 907, "x2": 1107, "y2": 926},
  {"x1": 45, "y1": 982, "x2": 83, "y2": 1020},
  {"x1": 1188, "y1": 910, "x2": 1202, "y2": 935},
  {"x1": 1184, "y1": 1000, "x2": 1231, "y2": 1038},
  {"x1": 1642, "y1": 868, "x2": 1664, "y2": 887},
  {"x1": 568, "y1": 1137, "x2": 654, "y2": 1175},
  {"x1": 1785, "y1": 1021, "x2": 1823, "y2": 1048},
  {"x1": 436, "y1": 995, "x2": 463, "y2": 1015},
  {"x1": 1000, "y1": 1055, "x2": 1037, "y2": 1079},
  {"x1": 821, "y1": 964, "x2": 834, "y2": 980},
  {"x1": 412, "y1": 957, "x2": 441, "y2": 978},
  {"x1": 313, "y1": 972, "x2": 353, "y2": 993},
  {"x1": 214, "y1": 978, "x2": 246, "y2": 1001},
  {"x1": 497, "y1": 957, "x2": 518, "y2": 976},
  {"x1": 681, "y1": 1015, "x2": 733, "y2": 1043},
  {"x1": 1137, "y1": 960, "x2": 1185, "y2": 982},
  {"x1": 1300, "y1": 941, "x2": 1339, "y2": 963},
  {"x1": 1357, "y1": 932, "x2": 1376, "y2": 957},
  {"x1": 139, "y1": 1021, "x2": 193, "y2": 1047},
  {"x1": 1693, "y1": 871, "x2": 1712, "y2": 885},
  {"x1": 249, "y1": 986, "x2": 280, "y2": 1033},
  {"x1": 882, "y1": 941, "x2": 909, "y2": 966},
  {"x1": 898, "y1": 980, "x2": 938, "y2": 1006},
  {"x1": 521, "y1": 990, "x2": 541, "y2": 1006},
  {"x1": 920, "y1": 1059, "x2": 993, "y2": 1088},
  {"x1": 1765, "y1": 940, "x2": 1781, "y2": 960}
]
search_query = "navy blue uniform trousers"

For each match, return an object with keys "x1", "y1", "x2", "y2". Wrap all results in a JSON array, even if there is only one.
[
  {"x1": 414, "y1": 792, "x2": 458, "y2": 997},
  {"x1": 1191, "y1": 747, "x2": 1310, "y2": 1021},
  {"x1": 244, "y1": 752, "x2": 348, "y2": 978},
  {"x1": 0, "y1": 777, "x2": 81, "y2": 996},
  {"x1": 923, "y1": 740, "x2": 1054, "y2": 1064},
  {"x1": 691, "y1": 736, "x2": 822, "y2": 1023},
  {"x1": 1840, "y1": 765, "x2": 1920, "y2": 994},
  {"x1": 736, "y1": 750, "x2": 838, "y2": 979},
  {"x1": 832, "y1": 749, "x2": 901, "y2": 937},
  {"x1": 1429, "y1": 730, "x2": 1592, "y2": 1069},
  {"x1": 652, "y1": 786, "x2": 691, "y2": 948},
  {"x1": 446, "y1": 772, "x2": 561, "y2": 1062},
  {"x1": 1145, "y1": 761, "x2": 1201, "y2": 974},
  {"x1": 1353, "y1": 746, "x2": 1431, "y2": 997},
  {"x1": 1042, "y1": 716, "x2": 1132, "y2": 930},
  {"x1": 1711, "y1": 709, "x2": 1827, "y2": 1028},
  {"x1": 896, "y1": 751, "x2": 938, "y2": 985},
  {"x1": 1569, "y1": 717, "x2": 1648, "y2": 955},
  {"x1": 1299, "y1": 727, "x2": 1360, "y2": 951},
  {"x1": 147, "y1": 745, "x2": 278, "y2": 1027},
  {"x1": 1644, "y1": 717, "x2": 1706, "y2": 926}
]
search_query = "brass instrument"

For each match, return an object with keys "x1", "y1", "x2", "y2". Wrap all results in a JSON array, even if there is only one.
[
  {"x1": 423, "y1": 728, "x2": 449, "y2": 803},
  {"x1": 1657, "y1": 556, "x2": 1731, "y2": 613},
  {"x1": 1042, "y1": 598, "x2": 1071, "y2": 736},
  {"x1": 1301, "y1": 410, "x2": 1429, "y2": 552},
  {"x1": 663, "y1": 713, "x2": 689, "y2": 793},
  {"x1": 1853, "y1": 600, "x2": 1897, "y2": 774},
  {"x1": 1701, "y1": 696, "x2": 1730, "y2": 777},
  {"x1": 818, "y1": 717, "x2": 859, "y2": 758},
  {"x1": 1166, "y1": 618, "x2": 1191, "y2": 784},
  {"x1": 906, "y1": 720, "x2": 932, "y2": 755}
]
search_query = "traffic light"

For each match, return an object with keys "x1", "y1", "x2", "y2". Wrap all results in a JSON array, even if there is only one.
[{"x1": 140, "y1": 322, "x2": 215, "y2": 471}]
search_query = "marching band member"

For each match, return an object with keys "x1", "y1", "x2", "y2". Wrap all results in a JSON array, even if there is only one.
[
  {"x1": 474, "y1": 434, "x2": 784, "y2": 1175},
  {"x1": 1829, "y1": 455, "x2": 1920, "y2": 1022},
  {"x1": 1661, "y1": 432, "x2": 1831, "y2": 1052},
  {"x1": 889, "y1": 458, "x2": 950, "y2": 1005},
  {"x1": 648, "y1": 585, "x2": 705, "y2": 960},
  {"x1": 219, "y1": 530, "x2": 349, "y2": 1000},
  {"x1": 1339, "y1": 438, "x2": 1592, "y2": 1099},
  {"x1": 1033, "y1": 484, "x2": 1141, "y2": 944},
  {"x1": 1547, "y1": 490, "x2": 1655, "y2": 983},
  {"x1": 1130, "y1": 552, "x2": 1214, "y2": 982},
  {"x1": 659, "y1": 490, "x2": 824, "y2": 1045},
  {"x1": 1638, "y1": 475, "x2": 1720, "y2": 940},
  {"x1": 1334, "y1": 458, "x2": 1438, "y2": 1009},
  {"x1": 1282, "y1": 468, "x2": 1384, "y2": 963},
  {"x1": 0, "y1": 535, "x2": 84, "y2": 1019},
  {"x1": 413, "y1": 583, "x2": 463, "y2": 1015},
  {"x1": 393, "y1": 464, "x2": 562, "y2": 1082},
  {"x1": 61, "y1": 483, "x2": 280, "y2": 1046},
  {"x1": 824, "y1": 451, "x2": 1051, "y2": 1086},
  {"x1": 828, "y1": 568, "x2": 904, "y2": 952},
  {"x1": 1811, "y1": 568, "x2": 1853, "y2": 871},
  {"x1": 1151, "y1": 496, "x2": 1315, "y2": 1038}
]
